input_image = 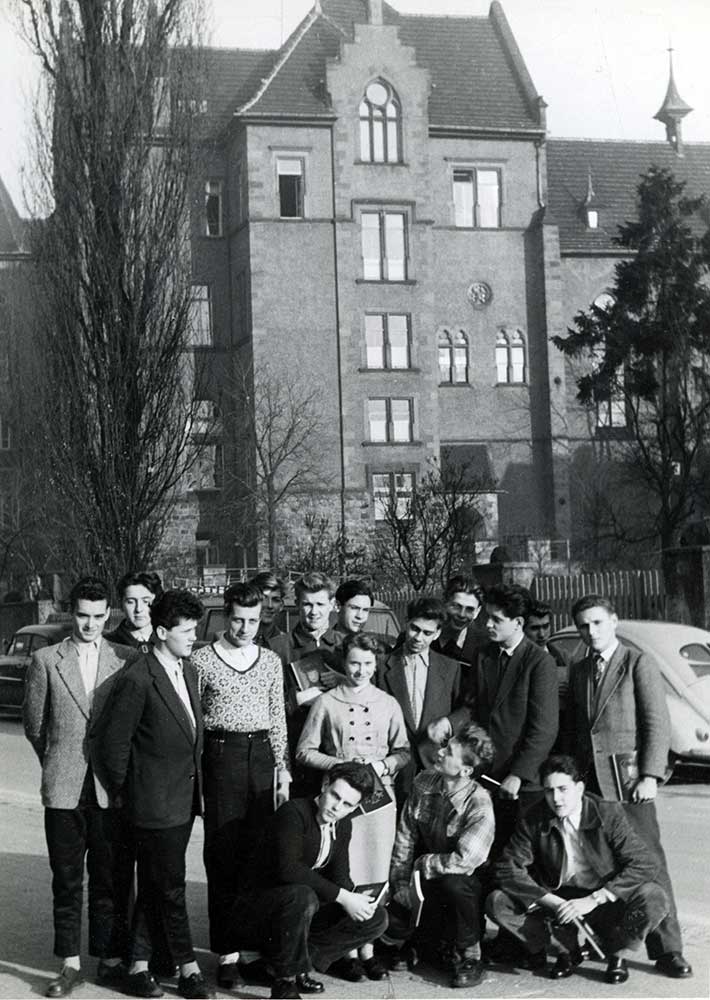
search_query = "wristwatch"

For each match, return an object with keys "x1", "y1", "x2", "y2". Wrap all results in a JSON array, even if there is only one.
[{"x1": 592, "y1": 889, "x2": 606, "y2": 905}]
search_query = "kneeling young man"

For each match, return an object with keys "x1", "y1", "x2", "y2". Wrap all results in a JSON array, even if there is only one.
[
  {"x1": 486, "y1": 753, "x2": 669, "y2": 985},
  {"x1": 225, "y1": 762, "x2": 387, "y2": 999},
  {"x1": 384, "y1": 724, "x2": 496, "y2": 989}
]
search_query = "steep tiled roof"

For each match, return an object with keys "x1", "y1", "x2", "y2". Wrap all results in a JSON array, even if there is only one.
[
  {"x1": 546, "y1": 138, "x2": 710, "y2": 255},
  {"x1": 0, "y1": 176, "x2": 28, "y2": 257},
  {"x1": 206, "y1": 0, "x2": 542, "y2": 132}
]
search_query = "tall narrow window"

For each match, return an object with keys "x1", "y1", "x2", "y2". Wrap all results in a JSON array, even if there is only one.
[
  {"x1": 495, "y1": 329, "x2": 526, "y2": 384},
  {"x1": 205, "y1": 180, "x2": 223, "y2": 237},
  {"x1": 453, "y1": 168, "x2": 501, "y2": 228},
  {"x1": 277, "y1": 158, "x2": 304, "y2": 218},
  {"x1": 364, "y1": 313, "x2": 411, "y2": 369},
  {"x1": 372, "y1": 471, "x2": 413, "y2": 520},
  {"x1": 438, "y1": 328, "x2": 469, "y2": 383},
  {"x1": 368, "y1": 398, "x2": 413, "y2": 442},
  {"x1": 0, "y1": 417, "x2": 10, "y2": 450},
  {"x1": 591, "y1": 295, "x2": 626, "y2": 429},
  {"x1": 188, "y1": 285, "x2": 212, "y2": 346},
  {"x1": 359, "y1": 79, "x2": 401, "y2": 163},
  {"x1": 361, "y1": 211, "x2": 407, "y2": 281}
]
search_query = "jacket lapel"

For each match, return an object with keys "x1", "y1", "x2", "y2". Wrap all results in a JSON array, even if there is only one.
[
  {"x1": 592, "y1": 644, "x2": 627, "y2": 723},
  {"x1": 91, "y1": 639, "x2": 119, "y2": 719},
  {"x1": 184, "y1": 660, "x2": 203, "y2": 742},
  {"x1": 491, "y1": 639, "x2": 526, "y2": 712},
  {"x1": 384, "y1": 652, "x2": 417, "y2": 734},
  {"x1": 420, "y1": 655, "x2": 444, "y2": 731},
  {"x1": 148, "y1": 653, "x2": 196, "y2": 744},
  {"x1": 55, "y1": 639, "x2": 90, "y2": 719}
]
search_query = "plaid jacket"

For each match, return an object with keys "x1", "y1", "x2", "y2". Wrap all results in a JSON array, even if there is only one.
[{"x1": 389, "y1": 769, "x2": 495, "y2": 901}]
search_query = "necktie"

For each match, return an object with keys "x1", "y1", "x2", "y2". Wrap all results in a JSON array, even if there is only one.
[{"x1": 592, "y1": 653, "x2": 604, "y2": 691}]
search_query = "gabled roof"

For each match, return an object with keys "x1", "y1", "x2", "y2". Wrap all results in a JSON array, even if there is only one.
[
  {"x1": 546, "y1": 138, "x2": 710, "y2": 255},
  {"x1": 204, "y1": 0, "x2": 543, "y2": 133},
  {"x1": 0, "y1": 176, "x2": 28, "y2": 258}
]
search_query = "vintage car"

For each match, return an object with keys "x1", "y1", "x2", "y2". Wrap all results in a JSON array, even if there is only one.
[
  {"x1": 548, "y1": 620, "x2": 710, "y2": 770},
  {"x1": 0, "y1": 622, "x2": 73, "y2": 716}
]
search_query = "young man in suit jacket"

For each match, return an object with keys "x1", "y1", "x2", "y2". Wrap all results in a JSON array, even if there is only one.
[
  {"x1": 565, "y1": 594, "x2": 692, "y2": 979},
  {"x1": 376, "y1": 596, "x2": 462, "y2": 805},
  {"x1": 97, "y1": 589, "x2": 212, "y2": 1000},
  {"x1": 23, "y1": 576, "x2": 138, "y2": 998},
  {"x1": 432, "y1": 575, "x2": 488, "y2": 667},
  {"x1": 225, "y1": 762, "x2": 387, "y2": 1000},
  {"x1": 429, "y1": 584, "x2": 559, "y2": 855}
]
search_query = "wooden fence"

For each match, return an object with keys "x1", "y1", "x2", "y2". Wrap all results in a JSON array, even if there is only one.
[{"x1": 531, "y1": 569, "x2": 665, "y2": 631}]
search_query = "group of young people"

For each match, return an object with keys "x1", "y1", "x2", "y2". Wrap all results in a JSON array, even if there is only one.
[{"x1": 23, "y1": 568, "x2": 693, "y2": 1000}]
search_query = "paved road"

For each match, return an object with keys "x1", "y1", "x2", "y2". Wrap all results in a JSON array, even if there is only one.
[{"x1": 1, "y1": 719, "x2": 708, "y2": 1000}]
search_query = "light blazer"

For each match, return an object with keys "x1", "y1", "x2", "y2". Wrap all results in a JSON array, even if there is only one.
[
  {"x1": 23, "y1": 636, "x2": 138, "y2": 809},
  {"x1": 376, "y1": 648, "x2": 461, "y2": 799},
  {"x1": 564, "y1": 641, "x2": 670, "y2": 799},
  {"x1": 94, "y1": 651, "x2": 204, "y2": 829},
  {"x1": 452, "y1": 636, "x2": 559, "y2": 784}
]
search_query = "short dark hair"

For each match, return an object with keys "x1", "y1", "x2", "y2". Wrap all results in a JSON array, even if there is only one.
[
  {"x1": 116, "y1": 571, "x2": 163, "y2": 600},
  {"x1": 528, "y1": 600, "x2": 552, "y2": 619},
  {"x1": 571, "y1": 594, "x2": 617, "y2": 622},
  {"x1": 485, "y1": 584, "x2": 532, "y2": 622},
  {"x1": 454, "y1": 722, "x2": 495, "y2": 770},
  {"x1": 443, "y1": 575, "x2": 484, "y2": 602},
  {"x1": 69, "y1": 576, "x2": 109, "y2": 611},
  {"x1": 342, "y1": 631, "x2": 381, "y2": 658},
  {"x1": 295, "y1": 572, "x2": 336, "y2": 599},
  {"x1": 224, "y1": 581, "x2": 263, "y2": 613},
  {"x1": 406, "y1": 596, "x2": 447, "y2": 626},
  {"x1": 150, "y1": 590, "x2": 204, "y2": 631},
  {"x1": 539, "y1": 753, "x2": 582, "y2": 784},
  {"x1": 325, "y1": 761, "x2": 374, "y2": 800},
  {"x1": 250, "y1": 571, "x2": 285, "y2": 597},
  {"x1": 335, "y1": 578, "x2": 374, "y2": 607}
]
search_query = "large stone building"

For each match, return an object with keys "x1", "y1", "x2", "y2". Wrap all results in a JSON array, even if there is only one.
[{"x1": 186, "y1": 0, "x2": 710, "y2": 574}]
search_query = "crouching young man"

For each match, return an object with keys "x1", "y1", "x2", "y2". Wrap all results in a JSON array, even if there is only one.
[
  {"x1": 383, "y1": 724, "x2": 496, "y2": 989},
  {"x1": 486, "y1": 753, "x2": 669, "y2": 985},
  {"x1": 224, "y1": 762, "x2": 387, "y2": 999}
]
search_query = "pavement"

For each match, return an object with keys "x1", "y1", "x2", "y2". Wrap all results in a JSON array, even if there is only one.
[{"x1": 0, "y1": 719, "x2": 708, "y2": 1000}]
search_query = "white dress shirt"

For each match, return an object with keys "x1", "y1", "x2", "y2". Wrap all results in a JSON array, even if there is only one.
[
  {"x1": 153, "y1": 647, "x2": 197, "y2": 731},
  {"x1": 403, "y1": 651, "x2": 429, "y2": 727},
  {"x1": 74, "y1": 639, "x2": 100, "y2": 707}
]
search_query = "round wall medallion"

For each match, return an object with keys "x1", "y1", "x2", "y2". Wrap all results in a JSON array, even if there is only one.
[{"x1": 467, "y1": 281, "x2": 492, "y2": 309}]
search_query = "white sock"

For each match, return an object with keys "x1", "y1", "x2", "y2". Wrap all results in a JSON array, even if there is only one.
[
  {"x1": 62, "y1": 957, "x2": 80, "y2": 972},
  {"x1": 219, "y1": 953, "x2": 240, "y2": 965}
]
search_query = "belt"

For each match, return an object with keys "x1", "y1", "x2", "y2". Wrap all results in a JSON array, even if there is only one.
[{"x1": 205, "y1": 728, "x2": 269, "y2": 742}]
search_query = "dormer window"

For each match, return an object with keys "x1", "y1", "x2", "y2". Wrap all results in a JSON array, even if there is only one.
[
  {"x1": 359, "y1": 79, "x2": 401, "y2": 164},
  {"x1": 586, "y1": 208, "x2": 599, "y2": 229}
]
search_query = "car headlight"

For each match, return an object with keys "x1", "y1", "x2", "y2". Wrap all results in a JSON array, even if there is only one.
[{"x1": 696, "y1": 728, "x2": 710, "y2": 742}]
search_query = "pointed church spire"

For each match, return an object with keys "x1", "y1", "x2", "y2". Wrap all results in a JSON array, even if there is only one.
[{"x1": 654, "y1": 47, "x2": 692, "y2": 155}]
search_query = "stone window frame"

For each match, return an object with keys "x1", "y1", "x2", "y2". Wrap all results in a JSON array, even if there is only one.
[
  {"x1": 358, "y1": 78, "x2": 402, "y2": 164},
  {"x1": 438, "y1": 326, "x2": 469, "y2": 384},
  {"x1": 367, "y1": 396, "x2": 414, "y2": 443},
  {"x1": 359, "y1": 207, "x2": 409, "y2": 282},
  {"x1": 369, "y1": 468, "x2": 416, "y2": 521},
  {"x1": 451, "y1": 165, "x2": 502, "y2": 229},
  {"x1": 363, "y1": 312, "x2": 412, "y2": 370},
  {"x1": 205, "y1": 179, "x2": 223, "y2": 237},
  {"x1": 495, "y1": 327, "x2": 527, "y2": 384}
]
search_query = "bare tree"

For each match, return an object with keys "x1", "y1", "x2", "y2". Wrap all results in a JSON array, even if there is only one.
[
  {"x1": 372, "y1": 458, "x2": 487, "y2": 592},
  {"x1": 225, "y1": 359, "x2": 333, "y2": 567},
  {"x1": 16, "y1": 0, "x2": 208, "y2": 588}
]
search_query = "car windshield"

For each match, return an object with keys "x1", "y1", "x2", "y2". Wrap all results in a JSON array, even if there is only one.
[{"x1": 679, "y1": 642, "x2": 710, "y2": 679}]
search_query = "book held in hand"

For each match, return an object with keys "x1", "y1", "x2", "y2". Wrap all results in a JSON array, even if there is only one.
[
  {"x1": 609, "y1": 751, "x2": 639, "y2": 801},
  {"x1": 410, "y1": 869, "x2": 425, "y2": 927},
  {"x1": 358, "y1": 763, "x2": 393, "y2": 815},
  {"x1": 289, "y1": 651, "x2": 344, "y2": 693},
  {"x1": 355, "y1": 881, "x2": 389, "y2": 906}
]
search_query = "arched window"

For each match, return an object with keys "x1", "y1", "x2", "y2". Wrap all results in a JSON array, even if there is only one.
[
  {"x1": 438, "y1": 328, "x2": 469, "y2": 383},
  {"x1": 359, "y1": 79, "x2": 401, "y2": 164},
  {"x1": 591, "y1": 293, "x2": 626, "y2": 429},
  {"x1": 495, "y1": 328, "x2": 526, "y2": 384}
]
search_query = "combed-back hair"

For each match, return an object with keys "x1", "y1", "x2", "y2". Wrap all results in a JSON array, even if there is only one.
[
  {"x1": 69, "y1": 576, "x2": 109, "y2": 610},
  {"x1": 342, "y1": 631, "x2": 381, "y2": 658},
  {"x1": 150, "y1": 590, "x2": 204, "y2": 631},
  {"x1": 295, "y1": 572, "x2": 336, "y2": 599},
  {"x1": 443, "y1": 575, "x2": 484, "y2": 602},
  {"x1": 116, "y1": 571, "x2": 163, "y2": 600},
  {"x1": 326, "y1": 761, "x2": 375, "y2": 800},
  {"x1": 454, "y1": 722, "x2": 495, "y2": 769},
  {"x1": 539, "y1": 753, "x2": 582, "y2": 784},
  {"x1": 485, "y1": 584, "x2": 532, "y2": 622},
  {"x1": 250, "y1": 571, "x2": 285, "y2": 596},
  {"x1": 406, "y1": 595, "x2": 447, "y2": 626},
  {"x1": 528, "y1": 600, "x2": 552, "y2": 619},
  {"x1": 224, "y1": 581, "x2": 263, "y2": 612},
  {"x1": 335, "y1": 578, "x2": 374, "y2": 606},
  {"x1": 571, "y1": 593, "x2": 616, "y2": 621}
]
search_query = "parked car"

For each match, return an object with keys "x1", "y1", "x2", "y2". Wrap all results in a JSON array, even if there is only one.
[
  {"x1": 548, "y1": 620, "x2": 710, "y2": 770},
  {"x1": 0, "y1": 622, "x2": 73, "y2": 716},
  {"x1": 196, "y1": 596, "x2": 401, "y2": 648}
]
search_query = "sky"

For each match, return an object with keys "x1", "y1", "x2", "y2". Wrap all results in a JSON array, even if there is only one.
[{"x1": 0, "y1": 0, "x2": 708, "y2": 215}]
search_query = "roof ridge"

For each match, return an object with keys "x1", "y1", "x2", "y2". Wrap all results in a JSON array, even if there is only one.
[
  {"x1": 237, "y1": 6, "x2": 334, "y2": 115},
  {"x1": 202, "y1": 44, "x2": 277, "y2": 55},
  {"x1": 548, "y1": 136, "x2": 710, "y2": 147},
  {"x1": 396, "y1": 11, "x2": 487, "y2": 20}
]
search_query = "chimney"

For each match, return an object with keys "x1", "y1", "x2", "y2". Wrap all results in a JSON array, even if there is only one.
[{"x1": 369, "y1": 0, "x2": 383, "y2": 26}]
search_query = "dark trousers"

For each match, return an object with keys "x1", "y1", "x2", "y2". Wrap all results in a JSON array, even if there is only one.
[
  {"x1": 486, "y1": 882, "x2": 669, "y2": 957},
  {"x1": 490, "y1": 786, "x2": 544, "y2": 860},
  {"x1": 202, "y1": 730, "x2": 275, "y2": 954},
  {"x1": 226, "y1": 886, "x2": 388, "y2": 979},
  {"x1": 387, "y1": 873, "x2": 484, "y2": 952},
  {"x1": 131, "y1": 820, "x2": 195, "y2": 965},
  {"x1": 44, "y1": 773, "x2": 130, "y2": 959},
  {"x1": 624, "y1": 800, "x2": 683, "y2": 958}
]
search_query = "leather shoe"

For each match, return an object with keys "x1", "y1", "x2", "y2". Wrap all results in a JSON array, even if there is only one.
[
  {"x1": 451, "y1": 957, "x2": 484, "y2": 988},
  {"x1": 605, "y1": 957, "x2": 629, "y2": 984},
  {"x1": 96, "y1": 960, "x2": 127, "y2": 984},
  {"x1": 295, "y1": 973, "x2": 324, "y2": 993},
  {"x1": 656, "y1": 953, "x2": 693, "y2": 978},
  {"x1": 328, "y1": 957, "x2": 364, "y2": 982},
  {"x1": 361, "y1": 956, "x2": 387, "y2": 980},
  {"x1": 45, "y1": 968, "x2": 83, "y2": 998},
  {"x1": 125, "y1": 971, "x2": 165, "y2": 998},
  {"x1": 216, "y1": 962, "x2": 244, "y2": 990},
  {"x1": 548, "y1": 948, "x2": 583, "y2": 980},
  {"x1": 271, "y1": 980, "x2": 301, "y2": 1000},
  {"x1": 177, "y1": 972, "x2": 214, "y2": 999},
  {"x1": 526, "y1": 950, "x2": 548, "y2": 971}
]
